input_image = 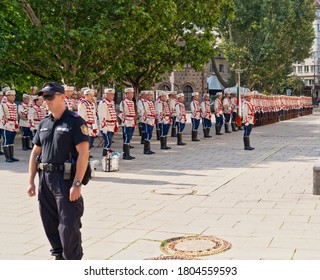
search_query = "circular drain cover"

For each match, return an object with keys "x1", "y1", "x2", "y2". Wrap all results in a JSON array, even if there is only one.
[
  {"x1": 161, "y1": 235, "x2": 231, "y2": 257},
  {"x1": 152, "y1": 187, "x2": 196, "y2": 196},
  {"x1": 145, "y1": 255, "x2": 200, "y2": 260}
]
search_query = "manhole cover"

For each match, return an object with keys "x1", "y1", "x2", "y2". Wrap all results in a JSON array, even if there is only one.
[
  {"x1": 152, "y1": 187, "x2": 196, "y2": 196},
  {"x1": 161, "y1": 235, "x2": 231, "y2": 257},
  {"x1": 145, "y1": 255, "x2": 200, "y2": 260}
]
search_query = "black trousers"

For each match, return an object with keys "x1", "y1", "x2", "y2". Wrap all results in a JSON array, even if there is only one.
[{"x1": 38, "y1": 171, "x2": 84, "y2": 260}]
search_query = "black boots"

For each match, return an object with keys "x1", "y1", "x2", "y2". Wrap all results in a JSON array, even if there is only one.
[
  {"x1": 3, "y1": 145, "x2": 19, "y2": 163},
  {"x1": 231, "y1": 123, "x2": 238, "y2": 132},
  {"x1": 224, "y1": 124, "x2": 231, "y2": 133},
  {"x1": 203, "y1": 128, "x2": 212, "y2": 138},
  {"x1": 192, "y1": 131, "x2": 200, "y2": 141},
  {"x1": 123, "y1": 144, "x2": 135, "y2": 160},
  {"x1": 171, "y1": 126, "x2": 177, "y2": 137},
  {"x1": 140, "y1": 132, "x2": 145, "y2": 144},
  {"x1": 243, "y1": 136, "x2": 255, "y2": 150},
  {"x1": 22, "y1": 137, "x2": 28, "y2": 151},
  {"x1": 215, "y1": 125, "x2": 223, "y2": 135},
  {"x1": 177, "y1": 133, "x2": 186, "y2": 145},
  {"x1": 160, "y1": 136, "x2": 171, "y2": 150},
  {"x1": 143, "y1": 141, "x2": 155, "y2": 155},
  {"x1": 0, "y1": 145, "x2": 4, "y2": 156}
]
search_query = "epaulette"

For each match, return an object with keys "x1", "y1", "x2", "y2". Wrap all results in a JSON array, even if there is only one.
[{"x1": 70, "y1": 111, "x2": 80, "y2": 118}]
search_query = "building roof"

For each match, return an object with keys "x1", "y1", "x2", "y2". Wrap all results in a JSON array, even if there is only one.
[{"x1": 207, "y1": 75, "x2": 223, "y2": 90}]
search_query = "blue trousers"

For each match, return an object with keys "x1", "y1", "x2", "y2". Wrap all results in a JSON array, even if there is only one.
[
  {"x1": 244, "y1": 124, "x2": 253, "y2": 137},
  {"x1": 21, "y1": 126, "x2": 34, "y2": 140},
  {"x1": 3, "y1": 130, "x2": 16, "y2": 146},
  {"x1": 202, "y1": 118, "x2": 212, "y2": 129},
  {"x1": 176, "y1": 122, "x2": 186, "y2": 133},
  {"x1": 191, "y1": 118, "x2": 200, "y2": 131},
  {"x1": 144, "y1": 124, "x2": 154, "y2": 141},
  {"x1": 0, "y1": 129, "x2": 3, "y2": 142},
  {"x1": 224, "y1": 113, "x2": 231, "y2": 123},
  {"x1": 102, "y1": 131, "x2": 114, "y2": 149},
  {"x1": 232, "y1": 112, "x2": 237, "y2": 123},
  {"x1": 38, "y1": 171, "x2": 83, "y2": 260},
  {"x1": 171, "y1": 117, "x2": 176, "y2": 127},
  {"x1": 123, "y1": 127, "x2": 135, "y2": 144},
  {"x1": 159, "y1": 123, "x2": 170, "y2": 137},
  {"x1": 215, "y1": 114, "x2": 224, "y2": 126}
]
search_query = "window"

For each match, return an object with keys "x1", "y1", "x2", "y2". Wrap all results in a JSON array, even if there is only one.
[
  {"x1": 298, "y1": 66, "x2": 302, "y2": 73},
  {"x1": 209, "y1": 63, "x2": 214, "y2": 72},
  {"x1": 160, "y1": 85, "x2": 170, "y2": 91},
  {"x1": 304, "y1": 66, "x2": 309, "y2": 72},
  {"x1": 183, "y1": 85, "x2": 193, "y2": 102},
  {"x1": 219, "y1": 64, "x2": 224, "y2": 73},
  {"x1": 311, "y1": 65, "x2": 315, "y2": 73}
]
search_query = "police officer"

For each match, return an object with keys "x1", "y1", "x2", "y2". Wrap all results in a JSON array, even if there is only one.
[
  {"x1": 175, "y1": 93, "x2": 187, "y2": 145},
  {"x1": 214, "y1": 92, "x2": 223, "y2": 135},
  {"x1": 27, "y1": 82, "x2": 89, "y2": 260},
  {"x1": 2, "y1": 89, "x2": 19, "y2": 163},
  {"x1": 18, "y1": 94, "x2": 32, "y2": 150},
  {"x1": 0, "y1": 90, "x2": 4, "y2": 155},
  {"x1": 242, "y1": 91, "x2": 255, "y2": 150},
  {"x1": 190, "y1": 92, "x2": 201, "y2": 141},
  {"x1": 200, "y1": 93, "x2": 212, "y2": 138},
  {"x1": 119, "y1": 88, "x2": 136, "y2": 160},
  {"x1": 78, "y1": 88, "x2": 98, "y2": 150},
  {"x1": 156, "y1": 90, "x2": 171, "y2": 150},
  {"x1": 98, "y1": 88, "x2": 118, "y2": 156}
]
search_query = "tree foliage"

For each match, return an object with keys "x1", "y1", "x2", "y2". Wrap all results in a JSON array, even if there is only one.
[
  {"x1": 217, "y1": 0, "x2": 316, "y2": 91},
  {"x1": 0, "y1": 0, "x2": 226, "y2": 95}
]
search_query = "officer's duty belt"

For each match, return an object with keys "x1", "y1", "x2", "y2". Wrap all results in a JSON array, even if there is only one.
[{"x1": 38, "y1": 163, "x2": 64, "y2": 172}]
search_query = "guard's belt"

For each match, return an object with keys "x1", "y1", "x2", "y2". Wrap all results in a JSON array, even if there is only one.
[{"x1": 38, "y1": 163, "x2": 64, "y2": 172}]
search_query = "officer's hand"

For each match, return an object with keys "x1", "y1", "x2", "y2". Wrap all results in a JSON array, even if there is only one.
[
  {"x1": 27, "y1": 184, "x2": 36, "y2": 197},
  {"x1": 70, "y1": 186, "x2": 81, "y2": 201}
]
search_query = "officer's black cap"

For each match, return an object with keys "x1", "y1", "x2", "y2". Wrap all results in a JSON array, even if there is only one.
[{"x1": 38, "y1": 82, "x2": 65, "y2": 96}]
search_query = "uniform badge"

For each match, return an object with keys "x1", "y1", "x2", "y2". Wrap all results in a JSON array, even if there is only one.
[{"x1": 80, "y1": 125, "x2": 89, "y2": 135}]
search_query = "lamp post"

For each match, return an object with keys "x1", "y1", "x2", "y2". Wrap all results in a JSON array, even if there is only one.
[{"x1": 234, "y1": 68, "x2": 244, "y2": 116}]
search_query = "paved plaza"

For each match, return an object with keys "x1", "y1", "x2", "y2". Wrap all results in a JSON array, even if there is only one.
[{"x1": 1, "y1": 109, "x2": 320, "y2": 260}]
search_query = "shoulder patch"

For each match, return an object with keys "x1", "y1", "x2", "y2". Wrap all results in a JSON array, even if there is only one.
[{"x1": 80, "y1": 125, "x2": 89, "y2": 136}]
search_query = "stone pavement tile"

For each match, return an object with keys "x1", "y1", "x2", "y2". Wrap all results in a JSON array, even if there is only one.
[
  {"x1": 142, "y1": 231, "x2": 188, "y2": 242},
  {"x1": 292, "y1": 249, "x2": 320, "y2": 259},
  {"x1": 240, "y1": 236, "x2": 273, "y2": 248},
  {"x1": 100, "y1": 228, "x2": 150, "y2": 243},
  {"x1": 207, "y1": 207, "x2": 250, "y2": 215},
  {"x1": 229, "y1": 248, "x2": 295, "y2": 260},
  {"x1": 218, "y1": 214, "x2": 266, "y2": 223},
  {"x1": 154, "y1": 224, "x2": 208, "y2": 235},
  {"x1": 0, "y1": 242, "x2": 44, "y2": 257},
  {"x1": 291, "y1": 209, "x2": 320, "y2": 216},
  {"x1": 308, "y1": 216, "x2": 320, "y2": 223},
  {"x1": 301, "y1": 230, "x2": 320, "y2": 239},
  {"x1": 262, "y1": 215, "x2": 310, "y2": 223},
  {"x1": 82, "y1": 228, "x2": 117, "y2": 239},
  {"x1": 84, "y1": 241, "x2": 129, "y2": 260},
  {"x1": 187, "y1": 214, "x2": 222, "y2": 227},
  {"x1": 270, "y1": 237, "x2": 320, "y2": 250},
  {"x1": 125, "y1": 219, "x2": 167, "y2": 231},
  {"x1": 281, "y1": 222, "x2": 320, "y2": 231},
  {"x1": 248, "y1": 208, "x2": 293, "y2": 215}
]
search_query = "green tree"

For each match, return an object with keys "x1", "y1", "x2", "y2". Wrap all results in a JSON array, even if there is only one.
[
  {"x1": 0, "y1": 0, "x2": 227, "y2": 97},
  {"x1": 217, "y1": 0, "x2": 315, "y2": 91}
]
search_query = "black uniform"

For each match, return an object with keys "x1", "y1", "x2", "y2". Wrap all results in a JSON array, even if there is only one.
[{"x1": 33, "y1": 109, "x2": 89, "y2": 260}]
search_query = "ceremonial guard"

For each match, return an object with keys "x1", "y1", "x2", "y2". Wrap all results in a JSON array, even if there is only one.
[
  {"x1": 78, "y1": 88, "x2": 98, "y2": 149},
  {"x1": 200, "y1": 93, "x2": 212, "y2": 138},
  {"x1": 230, "y1": 92, "x2": 238, "y2": 131},
  {"x1": 28, "y1": 96, "x2": 47, "y2": 136},
  {"x1": 222, "y1": 90, "x2": 232, "y2": 133},
  {"x1": 1, "y1": 86, "x2": 10, "y2": 104},
  {"x1": 142, "y1": 91, "x2": 156, "y2": 154},
  {"x1": 175, "y1": 93, "x2": 187, "y2": 145},
  {"x1": 98, "y1": 88, "x2": 118, "y2": 156},
  {"x1": 242, "y1": 91, "x2": 255, "y2": 150},
  {"x1": 28, "y1": 86, "x2": 38, "y2": 108},
  {"x1": 119, "y1": 88, "x2": 136, "y2": 160},
  {"x1": 156, "y1": 90, "x2": 171, "y2": 150},
  {"x1": 18, "y1": 94, "x2": 32, "y2": 150},
  {"x1": 168, "y1": 91, "x2": 177, "y2": 137},
  {"x1": 137, "y1": 91, "x2": 147, "y2": 144},
  {"x1": 63, "y1": 85, "x2": 75, "y2": 111},
  {"x1": 154, "y1": 93, "x2": 161, "y2": 141},
  {"x1": 190, "y1": 92, "x2": 201, "y2": 141},
  {"x1": 0, "y1": 90, "x2": 4, "y2": 155},
  {"x1": 71, "y1": 91, "x2": 80, "y2": 112},
  {"x1": 214, "y1": 92, "x2": 224, "y2": 135},
  {"x1": 2, "y1": 90, "x2": 19, "y2": 162}
]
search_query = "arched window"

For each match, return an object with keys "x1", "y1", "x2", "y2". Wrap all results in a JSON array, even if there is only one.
[
  {"x1": 183, "y1": 85, "x2": 193, "y2": 103},
  {"x1": 160, "y1": 84, "x2": 170, "y2": 91}
]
